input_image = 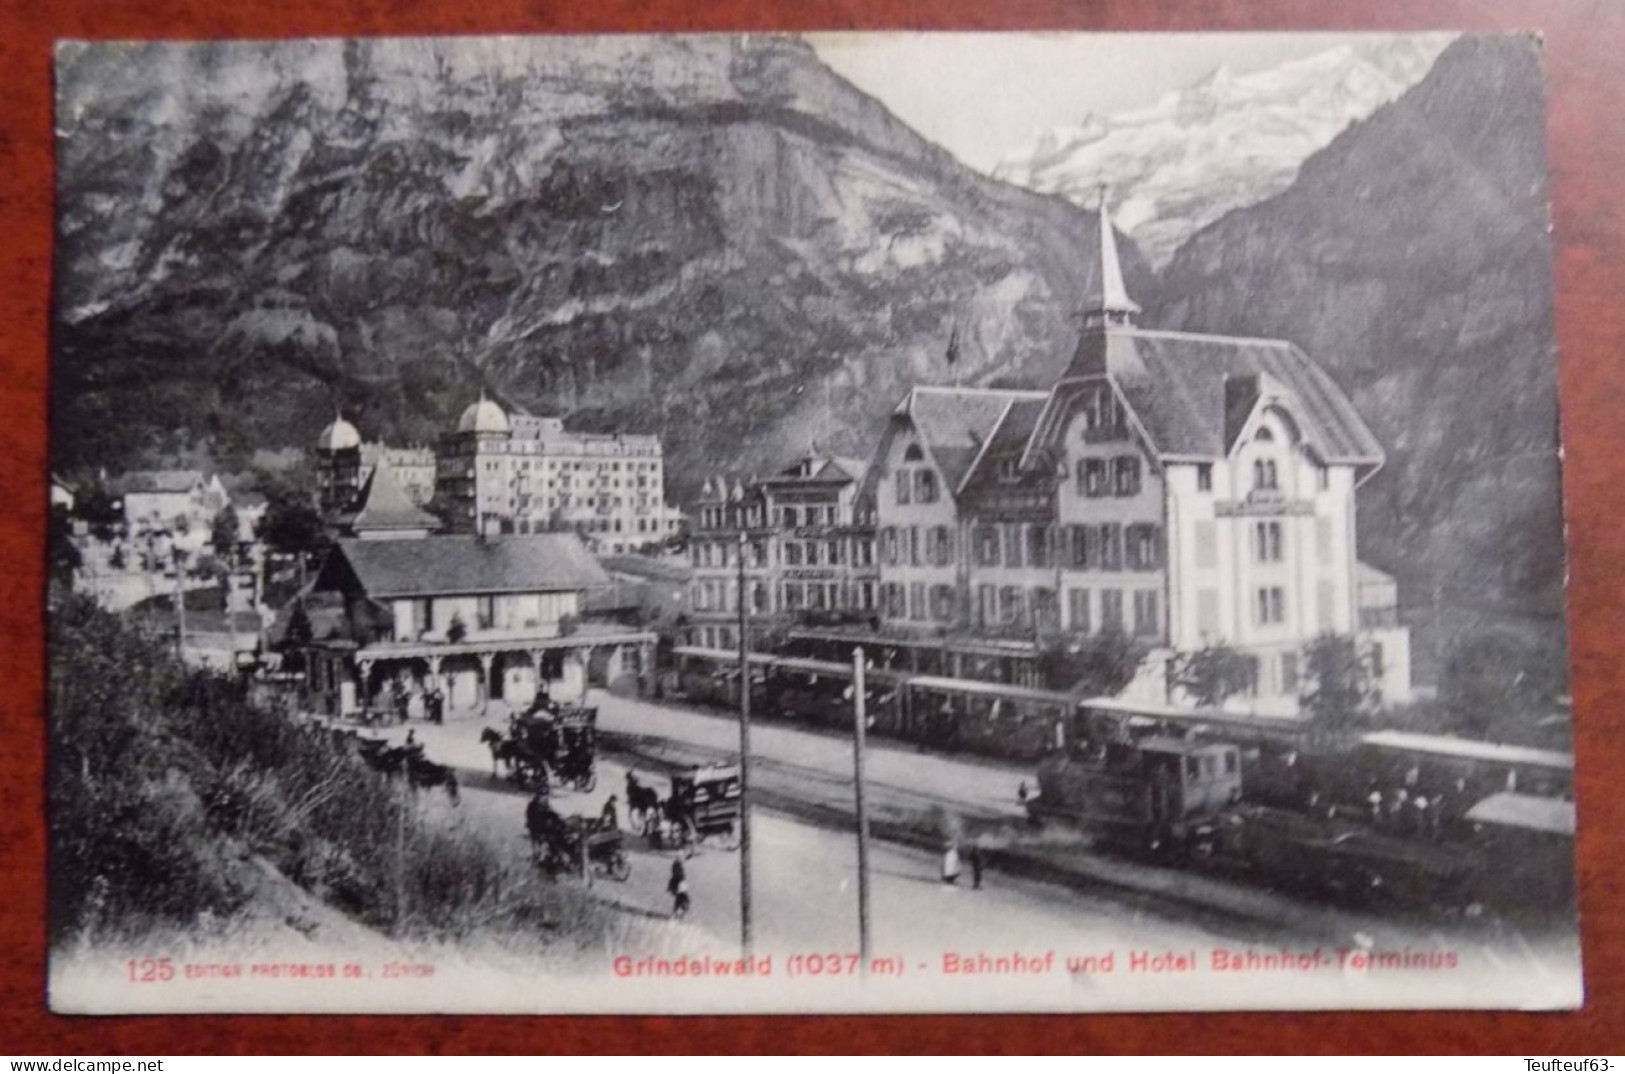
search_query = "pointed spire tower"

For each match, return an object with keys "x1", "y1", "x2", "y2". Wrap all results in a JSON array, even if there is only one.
[{"x1": 1082, "y1": 187, "x2": 1141, "y2": 330}]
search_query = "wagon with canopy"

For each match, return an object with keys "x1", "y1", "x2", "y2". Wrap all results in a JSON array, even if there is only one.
[{"x1": 654, "y1": 763, "x2": 742, "y2": 851}]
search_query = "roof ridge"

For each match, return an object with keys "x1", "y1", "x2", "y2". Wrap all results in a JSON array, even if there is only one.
[
  {"x1": 911, "y1": 384, "x2": 1049, "y2": 399},
  {"x1": 1116, "y1": 326, "x2": 1298, "y2": 350}
]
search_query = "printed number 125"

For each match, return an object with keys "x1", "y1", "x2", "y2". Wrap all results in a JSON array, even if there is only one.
[{"x1": 126, "y1": 958, "x2": 174, "y2": 982}]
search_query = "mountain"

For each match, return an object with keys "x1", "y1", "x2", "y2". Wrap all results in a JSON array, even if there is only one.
[
  {"x1": 992, "y1": 34, "x2": 1452, "y2": 267},
  {"x1": 1147, "y1": 35, "x2": 1562, "y2": 622},
  {"x1": 51, "y1": 35, "x2": 1155, "y2": 498}
]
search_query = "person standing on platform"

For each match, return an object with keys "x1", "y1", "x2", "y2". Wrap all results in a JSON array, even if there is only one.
[
  {"x1": 941, "y1": 841, "x2": 961, "y2": 886},
  {"x1": 668, "y1": 858, "x2": 690, "y2": 919}
]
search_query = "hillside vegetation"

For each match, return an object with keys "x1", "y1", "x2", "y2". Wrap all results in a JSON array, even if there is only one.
[
  {"x1": 48, "y1": 594, "x2": 617, "y2": 952},
  {"x1": 53, "y1": 36, "x2": 1147, "y2": 496}
]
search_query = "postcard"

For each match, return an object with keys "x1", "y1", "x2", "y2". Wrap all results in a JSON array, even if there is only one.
[{"x1": 47, "y1": 30, "x2": 1579, "y2": 1013}]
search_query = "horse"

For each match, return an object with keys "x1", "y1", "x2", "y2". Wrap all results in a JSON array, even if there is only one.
[
  {"x1": 363, "y1": 744, "x2": 416, "y2": 777},
  {"x1": 480, "y1": 727, "x2": 520, "y2": 778},
  {"x1": 406, "y1": 756, "x2": 460, "y2": 804},
  {"x1": 625, "y1": 772, "x2": 661, "y2": 833},
  {"x1": 526, "y1": 795, "x2": 573, "y2": 865}
]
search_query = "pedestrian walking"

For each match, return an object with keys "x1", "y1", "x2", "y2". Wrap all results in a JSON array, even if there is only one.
[
  {"x1": 668, "y1": 858, "x2": 690, "y2": 919},
  {"x1": 968, "y1": 843, "x2": 985, "y2": 890},
  {"x1": 941, "y1": 841, "x2": 961, "y2": 886}
]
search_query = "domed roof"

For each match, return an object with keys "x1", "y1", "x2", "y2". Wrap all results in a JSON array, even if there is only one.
[
  {"x1": 457, "y1": 393, "x2": 510, "y2": 435},
  {"x1": 317, "y1": 414, "x2": 362, "y2": 452}
]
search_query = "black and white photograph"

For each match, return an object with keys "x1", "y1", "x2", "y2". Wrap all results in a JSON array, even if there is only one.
[{"x1": 46, "y1": 30, "x2": 1579, "y2": 1013}]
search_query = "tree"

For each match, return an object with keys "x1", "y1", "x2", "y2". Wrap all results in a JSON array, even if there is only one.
[
  {"x1": 210, "y1": 504, "x2": 240, "y2": 562},
  {"x1": 255, "y1": 486, "x2": 329, "y2": 584},
  {"x1": 284, "y1": 599, "x2": 313, "y2": 647},
  {"x1": 49, "y1": 505, "x2": 82, "y2": 586},
  {"x1": 281, "y1": 598, "x2": 313, "y2": 676},
  {"x1": 1300, "y1": 632, "x2": 1381, "y2": 740},
  {"x1": 1171, "y1": 643, "x2": 1258, "y2": 707},
  {"x1": 73, "y1": 481, "x2": 124, "y2": 542},
  {"x1": 1036, "y1": 631, "x2": 1146, "y2": 696},
  {"x1": 1440, "y1": 629, "x2": 1564, "y2": 737}
]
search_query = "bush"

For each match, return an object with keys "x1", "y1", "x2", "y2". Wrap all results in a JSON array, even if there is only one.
[
  {"x1": 1171, "y1": 644, "x2": 1258, "y2": 707},
  {"x1": 1440, "y1": 628, "x2": 1564, "y2": 736},
  {"x1": 48, "y1": 595, "x2": 618, "y2": 948},
  {"x1": 1035, "y1": 630, "x2": 1146, "y2": 695}
]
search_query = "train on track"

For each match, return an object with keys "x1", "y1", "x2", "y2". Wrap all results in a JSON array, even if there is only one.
[{"x1": 665, "y1": 644, "x2": 1575, "y2": 915}]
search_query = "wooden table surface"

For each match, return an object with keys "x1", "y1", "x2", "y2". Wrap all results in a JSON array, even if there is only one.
[{"x1": 4, "y1": 0, "x2": 1622, "y2": 1054}]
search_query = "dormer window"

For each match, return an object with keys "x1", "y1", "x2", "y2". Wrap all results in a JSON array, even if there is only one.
[
  {"x1": 1081, "y1": 386, "x2": 1125, "y2": 440},
  {"x1": 1253, "y1": 459, "x2": 1279, "y2": 491}
]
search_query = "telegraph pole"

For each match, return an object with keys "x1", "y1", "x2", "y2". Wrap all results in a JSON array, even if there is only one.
[
  {"x1": 173, "y1": 551, "x2": 187, "y2": 662},
  {"x1": 736, "y1": 530, "x2": 753, "y2": 956},
  {"x1": 852, "y1": 648, "x2": 872, "y2": 971}
]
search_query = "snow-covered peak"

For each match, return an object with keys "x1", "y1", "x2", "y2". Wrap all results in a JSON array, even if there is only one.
[{"x1": 992, "y1": 33, "x2": 1454, "y2": 267}]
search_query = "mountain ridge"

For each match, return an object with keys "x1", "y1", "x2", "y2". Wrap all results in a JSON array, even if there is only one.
[
  {"x1": 52, "y1": 34, "x2": 1153, "y2": 498},
  {"x1": 1148, "y1": 33, "x2": 1560, "y2": 617},
  {"x1": 993, "y1": 34, "x2": 1453, "y2": 267}
]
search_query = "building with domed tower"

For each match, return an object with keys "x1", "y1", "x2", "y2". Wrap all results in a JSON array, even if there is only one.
[
  {"x1": 433, "y1": 393, "x2": 682, "y2": 555},
  {"x1": 314, "y1": 413, "x2": 436, "y2": 521},
  {"x1": 297, "y1": 402, "x2": 663, "y2": 721}
]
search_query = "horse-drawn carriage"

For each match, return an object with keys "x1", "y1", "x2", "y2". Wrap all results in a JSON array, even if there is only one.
[
  {"x1": 647, "y1": 763, "x2": 743, "y2": 852},
  {"x1": 482, "y1": 705, "x2": 599, "y2": 792},
  {"x1": 525, "y1": 797, "x2": 631, "y2": 881}
]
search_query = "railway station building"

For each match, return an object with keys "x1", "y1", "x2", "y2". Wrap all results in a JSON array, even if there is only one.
[
  {"x1": 296, "y1": 481, "x2": 655, "y2": 718},
  {"x1": 862, "y1": 205, "x2": 1411, "y2": 715}
]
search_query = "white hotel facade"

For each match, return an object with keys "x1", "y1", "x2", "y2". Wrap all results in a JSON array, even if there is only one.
[{"x1": 862, "y1": 207, "x2": 1411, "y2": 714}]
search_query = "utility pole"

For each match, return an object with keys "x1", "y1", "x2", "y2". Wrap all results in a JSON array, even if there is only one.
[
  {"x1": 852, "y1": 648, "x2": 872, "y2": 971},
  {"x1": 736, "y1": 530, "x2": 753, "y2": 957},
  {"x1": 173, "y1": 551, "x2": 187, "y2": 662},
  {"x1": 227, "y1": 543, "x2": 241, "y2": 675}
]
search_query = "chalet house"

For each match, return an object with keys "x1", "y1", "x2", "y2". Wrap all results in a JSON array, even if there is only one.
[
  {"x1": 301, "y1": 532, "x2": 654, "y2": 717},
  {"x1": 50, "y1": 474, "x2": 76, "y2": 512},
  {"x1": 111, "y1": 469, "x2": 229, "y2": 538},
  {"x1": 866, "y1": 206, "x2": 1411, "y2": 714}
]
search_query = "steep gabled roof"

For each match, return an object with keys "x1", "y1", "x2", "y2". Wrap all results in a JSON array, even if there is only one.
[
  {"x1": 342, "y1": 457, "x2": 441, "y2": 534},
  {"x1": 329, "y1": 534, "x2": 609, "y2": 599},
  {"x1": 1031, "y1": 328, "x2": 1383, "y2": 471},
  {"x1": 112, "y1": 469, "x2": 206, "y2": 495},
  {"x1": 1119, "y1": 330, "x2": 1383, "y2": 464},
  {"x1": 959, "y1": 396, "x2": 1050, "y2": 495},
  {"x1": 898, "y1": 385, "x2": 1048, "y2": 492},
  {"x1": 765, "y1": 455, "x2": 866, "y2": 486}
]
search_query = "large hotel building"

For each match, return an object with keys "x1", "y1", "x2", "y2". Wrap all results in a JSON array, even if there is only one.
[
  {"x1": 857, "y1": 206, "x2": 1411, "y2": 713},
  {"x1": 684, "y1": 456, "x2": 877, "y2": 650},
  {"x1": 316, "y1": 397, "x2": 682, "y2": 555}
]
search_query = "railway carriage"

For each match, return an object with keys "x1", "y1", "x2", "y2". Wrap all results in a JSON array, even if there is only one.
[{"x1": 900, "y1": 676, "x2": 1078, "y2": 759}]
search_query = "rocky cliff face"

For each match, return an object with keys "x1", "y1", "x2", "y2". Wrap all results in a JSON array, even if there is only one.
[
  {"x1": 1148, "y1": 35, "x2": 1562, "y2": 616},
  {"x1": 52, "y1": 35, "x2": 1153, "y2": 497},
  {"x1": 993, "y1": 34, "x2": 1451, "y2": 268}
]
